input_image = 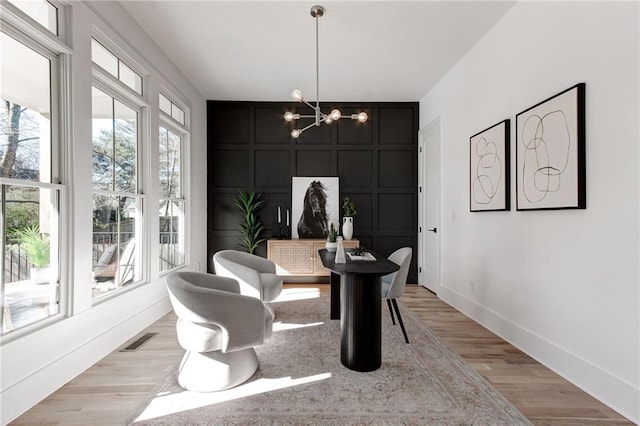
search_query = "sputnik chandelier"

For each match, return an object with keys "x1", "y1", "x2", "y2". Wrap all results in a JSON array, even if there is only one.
[{"x1": 284, "y1": 5, "x2": 368, "y2": 139}]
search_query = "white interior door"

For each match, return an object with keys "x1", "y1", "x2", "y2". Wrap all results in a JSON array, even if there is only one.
[
  {"x1": 420, "y1": 118, "x2": 441, "y2": 294},
  {"x1": 417, "y1": 130, "x2": 426, "y2": 286}
]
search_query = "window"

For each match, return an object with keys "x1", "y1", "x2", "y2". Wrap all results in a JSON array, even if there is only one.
[
  {"x1": 0, "y1": 30, "x2": 62, "y2": 334},
  {"x1": 7, "y1": 0, "x2": 58, "y2": 35},
  {"x1": 159, "y1": 125, "x2": 185, "y2": 271},
  {"x1": 159, "y1": 93, "x2": 185, "y2": 126},
  {"x1": 91, "y1": 87, "x2": 141, "y2": 298},
  {"x1": 91, "y1": 39, "x2": 142, "y2": 95},
  {"x1": 158, "y1": 91, "x2": 187, "y2": 272}
]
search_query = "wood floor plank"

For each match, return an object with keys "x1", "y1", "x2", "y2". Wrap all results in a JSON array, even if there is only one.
[{"x1": 11, "y1": 284, "x2": 633, "y2": 425}]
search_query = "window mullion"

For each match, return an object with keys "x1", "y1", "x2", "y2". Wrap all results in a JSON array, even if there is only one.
[
  {"x1": 1, "y1": 185, "x2": 6, "y2": 288},
  {"x1": 111, "y1": 98, "x2": 116, "y2": 193}
]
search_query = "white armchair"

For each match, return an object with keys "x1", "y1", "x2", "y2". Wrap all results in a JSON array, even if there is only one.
[
  {"x1": 166, "y1": 271, "x2": 273, "y2": 392},
  {"x1": 213, "y1": 250, "x2": 283, "y2": 319}
]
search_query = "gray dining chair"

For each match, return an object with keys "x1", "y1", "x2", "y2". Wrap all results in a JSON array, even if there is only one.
[{"x1": 380, "y1": 247, "x2": 412, "y2": 343}]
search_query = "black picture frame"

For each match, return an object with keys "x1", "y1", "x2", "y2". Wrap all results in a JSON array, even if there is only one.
[
  {"x1": 515, "y1": 83, "x2": 586, "y2": 210},
  {"x1": 469, "y1": 119, "x2": 510, "y2": 212}
]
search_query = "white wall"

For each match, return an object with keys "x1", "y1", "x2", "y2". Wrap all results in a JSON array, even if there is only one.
[
  {"x1": 420, "y1": 1, "x2": 639, "y2": 422},
  {"x1": 0, "y1": 2, "x2": 207, "y2": 423}
]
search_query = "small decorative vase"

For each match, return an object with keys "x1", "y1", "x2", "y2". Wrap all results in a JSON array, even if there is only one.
[
  {"x1": 342, "y1": 217, "x2": 353, "y2": 240},
  {"x1": 325, "y1": 241, "x2": 338, "y2": 252},
  {"x1": 30, "y1": 267, "x2": 50, "y2": 285}
]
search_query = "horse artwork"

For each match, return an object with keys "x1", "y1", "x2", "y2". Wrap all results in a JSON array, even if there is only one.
[
  {"x1": 292, "y1": 177, "x2": 339, "y2": 239},
  {"x1": 297, "y1": 181, "x2": 329, "y2": 238}
]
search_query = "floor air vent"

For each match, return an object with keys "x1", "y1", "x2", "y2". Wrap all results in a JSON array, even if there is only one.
[{"x1": 120, "y1": 332, "x2": 158, "y2": 352}]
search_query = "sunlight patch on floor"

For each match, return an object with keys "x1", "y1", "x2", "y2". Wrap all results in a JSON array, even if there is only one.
[
  {"x1": 274, "y1": 287, "x2": 321, "y2": 302},
  {"x1": 272, "y1": 321, "x2": 324, "y2": 332},
  {"x1": 134, "y1": 372, "x2": 332, "y2": 422}
]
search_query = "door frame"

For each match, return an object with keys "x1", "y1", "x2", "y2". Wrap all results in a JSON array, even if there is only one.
[{"x1": 418, "y1": 117, "x2": 442, "y2": 294}]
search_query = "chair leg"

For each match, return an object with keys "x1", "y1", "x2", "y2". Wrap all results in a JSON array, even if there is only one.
[
  {"x1": 391, "y1": 299, "x2": 409, "y2": 343},
  {"x1": 386, "y1": 299, "x2": 396, "y2": 325}
]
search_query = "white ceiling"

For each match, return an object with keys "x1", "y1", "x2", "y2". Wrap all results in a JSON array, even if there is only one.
[{"x1": 119, "y1": 1, "x2": 515, "y2": 102}]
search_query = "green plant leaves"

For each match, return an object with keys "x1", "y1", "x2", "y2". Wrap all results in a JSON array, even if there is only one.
[
  {"x1": 327, "y1": 223, "x2": 337, "y2": 242},
  {"x1": 234, "y1": 190, "x2": 266, "y2": 254},
  {"x1": 11, "y1": 225, "x2": 50, "y2": 268},
  {"x1": 342, "y1": 197, "x2": 357, "y2": 217}
]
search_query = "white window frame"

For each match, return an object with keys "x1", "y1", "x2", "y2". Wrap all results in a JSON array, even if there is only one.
[
  {"x1": 91, "y1": 30, "x2": 147, "y2": 98},
  {"x1": 91, "y1": 38, "x2": 143, "y2": 96},
  {"x1": 158, "y1": 90, "x2": 189, "y2": 274},
  {"x1": 158, "y1": 122, "x2": 186, "y2": 273},
  {"x1": 159, "y1": 92, "x2": 186, "y2": 126},
  {"x1": 90, "y1": 33, "x2": 150, "y2": 303},
  {"x1": 1, "y1": 0, "x2": 70, "y2": 52},
  {"x1": 0, "y1": 0, "x2": 70, "y2": 339}
]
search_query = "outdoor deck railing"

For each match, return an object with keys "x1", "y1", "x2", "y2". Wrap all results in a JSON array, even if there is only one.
[{"x1": 4, "y1": 231, "x2": 182, "y2": 283}]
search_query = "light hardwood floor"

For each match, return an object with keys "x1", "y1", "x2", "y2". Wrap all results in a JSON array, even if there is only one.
[{"x1": 12, "y1": 284, "x2": 633, "y2": 425}]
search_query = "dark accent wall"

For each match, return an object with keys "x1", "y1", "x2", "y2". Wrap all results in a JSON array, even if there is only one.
[{"x1": 207, "y1": 101, "x2": 419, "y2": 283}]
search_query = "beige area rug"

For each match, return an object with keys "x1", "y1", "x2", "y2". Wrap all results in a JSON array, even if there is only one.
[{"x1": 129, "y1": 289, "x2": 531, "y2": 425}]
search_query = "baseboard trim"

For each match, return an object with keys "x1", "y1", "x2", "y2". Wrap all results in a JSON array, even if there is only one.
[{"x1": 438, "y1": 285, "x2": 639, "y2": 424}]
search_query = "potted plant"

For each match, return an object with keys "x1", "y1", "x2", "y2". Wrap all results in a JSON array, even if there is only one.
[
  {"x1": 326, "y1": 223, "x2": 338, "y2": 252},
  {"x1": 234, "y1": 190, "x2": 266, "y2": 254},
  {"x1": 12, "y1": 225, "x2": 51, "y2": 284},
  {"x1": 342, "y1": 197, "x2": 357, "y2": 240}
]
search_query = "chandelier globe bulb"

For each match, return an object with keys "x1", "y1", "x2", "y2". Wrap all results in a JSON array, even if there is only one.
[{"x1": 291, "y1": 89, "x2": 303, "y2": 101}]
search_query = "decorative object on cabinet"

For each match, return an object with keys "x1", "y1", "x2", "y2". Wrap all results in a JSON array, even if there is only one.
[
  {"x1": 469, "y1": 119, "x2": 510, "y2": 212},
  {"x1": 234, "y1": 190, "x2": 266, "y2": 253},
  {"x1": 341, "y1": 196, "x2": 357, "y2": 240},
  {"x1": 275, "y1": 206, "x2": 291, "y2": 239},
  {"x1": 267, "y1": 238, "x2": 359, "y2": 277},
  {"x1": 292, "y1": 177, "x2": 339, "y2": 239},
  {"x1": 326, "y1": 223, "x2": 338, "y2": 252},
  {"x1": 516, "y1": 83, "x2": 586, "y2": 210}
]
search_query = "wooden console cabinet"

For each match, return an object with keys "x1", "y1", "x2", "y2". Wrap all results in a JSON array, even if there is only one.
[{"x1": 267, "y1": 239, "x2": 360, "y2": 276}]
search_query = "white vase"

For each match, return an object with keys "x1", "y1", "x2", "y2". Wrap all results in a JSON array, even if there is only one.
[
  {"x1": 325, "y1": 241, "x2": 338, "y2": 252},
  {"x1": 342, "y1": 217, "x2": 353, "y2": 240},
  {"x1": 30, "y1": 267, "x2": 50, "y2": 285}
]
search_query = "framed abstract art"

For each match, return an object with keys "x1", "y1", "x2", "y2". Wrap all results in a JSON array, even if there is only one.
[
  {"x1": 470, "y1": 119, "x2": 510, "y2": 212},
  {"x1": 515, "y1": 83, "x2": 586, "y2": 210}
]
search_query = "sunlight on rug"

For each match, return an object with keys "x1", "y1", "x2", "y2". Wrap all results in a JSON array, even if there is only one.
[
  {"x1": 273, "y1": 321, "x2": 324, "y2": 332},
  {"x1": 274, "y1": 286, "x2": 321, "y2": 302},
  {"x1": 128, "y1": 293, "x2": 532, "y2": 425},
  {"x1": 135, "y1": 372, "x2": 332, "y2": 422}
]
